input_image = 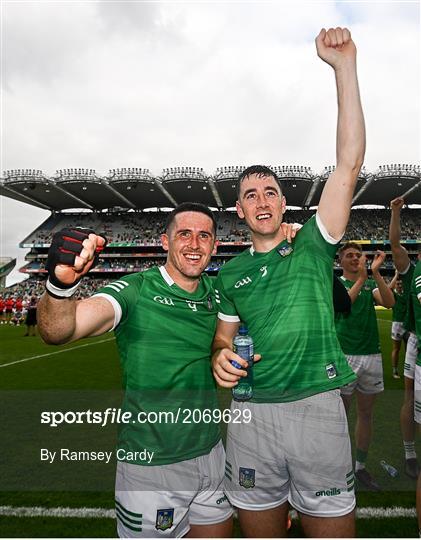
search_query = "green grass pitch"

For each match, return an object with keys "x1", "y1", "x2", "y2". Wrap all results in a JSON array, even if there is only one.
[{"x1": 0, "y1": 309, "x2": 418, "y2": 537}]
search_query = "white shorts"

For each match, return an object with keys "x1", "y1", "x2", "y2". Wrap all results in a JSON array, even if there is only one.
[
  {"x1": 414, "y1": 364, "x2": 421, "y2": 425},
  {"x1": 115, "y1": 440, "x2": 232, "y2": 538},
  {"x1": 225, "y1": 390, "x2": 355, "y2": 517},
  {"x1": 341, "y1": 354, "x2": 384, "y2": 395},
  {"x1": 391, "y1": 321, "x2": 407, "y2": 341},
  {"x1": 404, "y1": 332, "x2": 418, "y2": 380}
]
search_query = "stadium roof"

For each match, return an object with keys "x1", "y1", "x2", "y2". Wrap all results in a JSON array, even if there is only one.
[
  {"x1": 0, "y1": 258, "x2": 16, "y2": 286},
  {"x1": 1, "y1": 164, "x2": 420, "y2": 211}
]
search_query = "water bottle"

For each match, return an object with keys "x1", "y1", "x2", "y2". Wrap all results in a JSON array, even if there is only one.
[
  {"x1": 231, "y1": 325, "x2": 254, "y2": 401},
  {"x1": 380, "y1": 460, "x2": 399, "y2": 478}
]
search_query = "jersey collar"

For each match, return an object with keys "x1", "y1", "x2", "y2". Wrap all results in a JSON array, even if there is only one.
[
  {"x1": 159, "y1": 266, "x2": 174, "y2": 286},
  {"x1": 250, "y1": 238, "x2": 291, "y2": 257}
]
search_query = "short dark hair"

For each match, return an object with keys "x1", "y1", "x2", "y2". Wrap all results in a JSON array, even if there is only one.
[
  {"x1": 338, "y1": 241, "x2": 362, "y2": 258},
  {"x1": 165, "y1": 202, "x2": 217, "y2": 235},
  {"x1": 237, "y1": 165, "x2": 282, "y2": 199}
]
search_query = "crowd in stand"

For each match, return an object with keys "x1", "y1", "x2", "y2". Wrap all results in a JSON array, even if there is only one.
[
  {"x1": 23, "y1": 209, "x2": 420, "y2": 246},
  {"x1": 3, "y1": 209, "x2": 418, "y2": 313}
]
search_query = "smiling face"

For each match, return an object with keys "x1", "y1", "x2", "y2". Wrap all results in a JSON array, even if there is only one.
[
  {"x1": 339, "y1": 247, "x2": 362, "y2": 275},
  {"x1": 161, "y1": 211, "x2": 216, "y2": 291},
  {"x1": 236, "y1": 173, "x2": 286, "y2": 249}
]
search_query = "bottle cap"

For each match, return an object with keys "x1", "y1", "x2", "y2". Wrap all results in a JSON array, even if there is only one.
[{"x1": 239, "y1": 325, "x2": 248, "y2": 334}]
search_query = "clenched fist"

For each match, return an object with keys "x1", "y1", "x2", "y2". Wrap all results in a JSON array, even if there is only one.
[
  {"x1": 390, "y1": 197, "x2": 405, "y2": 213},
  {"x1": 315, "y1": 27, "x2": 356, "y2": 70},
  {"x1": 47, "y1": 228, "x2": 107, "y2": 289}
]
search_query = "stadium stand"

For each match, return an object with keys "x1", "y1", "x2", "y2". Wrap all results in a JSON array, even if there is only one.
[{"x1": 1, "y1": 164, "x2": 419, "y2": 299}]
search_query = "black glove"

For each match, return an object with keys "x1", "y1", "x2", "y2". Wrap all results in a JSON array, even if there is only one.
[{"x1": 46, "y1": 227, "x2": 106, "y2": 289}]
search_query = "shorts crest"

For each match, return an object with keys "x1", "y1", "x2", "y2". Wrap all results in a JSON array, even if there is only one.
[
  {"x1": 155, "y1": 508, "x2": 174, "y2": 530},
  {"x1": 239, "y1": 467, "x2": 255, "y2": 489}
]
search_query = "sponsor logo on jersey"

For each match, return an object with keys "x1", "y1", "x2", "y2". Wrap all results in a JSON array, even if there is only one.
[
  {"x1": 315, "y1": 488, "x2": 341, "y2": 497},
  {"x1": 260, "y1": 265, "x2": 268, "y2": 278},
  {"x1": 277, "y1": 246, "x2": 293, "y2": 257},
  {"x1": 153, "y1": 296, "x2": 175, "y2": 306},
  {"x1": 155, "y1": 509, "x2": 174, "y2": 530},
  {"x1": 214, "y1": 289, "x2": 221, "y2": 304},
  {"x1": 325, "y1": 363, "x2": 337, "y2": 379},
  {"x1": 239, "y1": 467, "x2": 255, "y2": 489},
  {"x1": 235, "y1": 277, "x2": 252, "y2": 288},
  {"x1": 216, "y1": 495, "x2": 228, "y2": 505}
]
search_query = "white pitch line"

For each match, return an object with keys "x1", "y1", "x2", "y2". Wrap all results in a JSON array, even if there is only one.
[
  {"x1": 0, "y1": 338, "x2": 115, "y2": 368},
  {"x1": 0, "y1": 505, "x2": 416, "y2": 520},
  {"x1": 0, "y1": 506, "x2": 115, "y2": 519}
]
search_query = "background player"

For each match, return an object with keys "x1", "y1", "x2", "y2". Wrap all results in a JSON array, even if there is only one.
[
  {"x1": 335, "y1": 244, "x2": 394, "y2": 491},
  {"x1": 37, "y1": 203, "x2": 233, "y2": 538},
  {"x1": 389, "y1": 197, "x2": 420, "y2": 480},
  {"x1": 212, "y1": 26, "x2": 365, "y2": 538},
  {"x1": 389, "y1": 270, "x2": 408, "y2": 379},
  {"x1": 412, "y1": 259, "x2": 421, "y2": 530}
]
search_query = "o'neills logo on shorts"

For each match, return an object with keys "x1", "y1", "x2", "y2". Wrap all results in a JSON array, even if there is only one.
[{"x1": 315, "y1": 488, "x2": 341, "y2": 497}]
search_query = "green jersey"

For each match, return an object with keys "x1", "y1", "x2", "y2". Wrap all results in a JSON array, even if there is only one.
[
  {"x1": 401, "y1": 264, "x2": 416, "y2": 333},
  {"x1": 412, "y1": 260, "x2": 421, "y2": 365},
  {"x1": 392, "y1": 289, "x2": 408, "y2": 323},
  {"x1": 215, "y1": 215, "x2": 356, "y2": 403},
  {"x1": 335, "y1": 277, "x2": 380, "y2": 355},
  {"x1": 95, "y1": 266, "x2": 220, "y2": 466}
]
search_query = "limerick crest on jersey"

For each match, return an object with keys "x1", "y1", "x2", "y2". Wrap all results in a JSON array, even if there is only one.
[
  {"x1": 239, "y1": 467, "x2": 255, "y2": 489},
  {"x1": 325, "y1": 363, "x2": 337, "y2": 379},
  {"x1": 155, "y1": 509, "x2": 174, "y2": 530},
  {"x1": 277, "y1": 245, "x2": 293, "y2": 258}
]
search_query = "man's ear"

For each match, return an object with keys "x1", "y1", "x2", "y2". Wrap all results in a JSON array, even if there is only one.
[
  {"x1": 161, "y1": 233, "x2": 169, "y2": 252},
  {"x1": 236, "y1": 201, "x2": 245, "y2": 219},
  {"x1": 281, "y1": 195, "x2": 287, "y2": 215}
]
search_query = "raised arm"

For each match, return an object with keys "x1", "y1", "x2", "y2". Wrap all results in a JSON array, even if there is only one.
[
  {"x1": 389, "y1": 270, "x2": 399, "y2": 291},
  {"x1": 347, "y1": 254, "x2": 368, "y2": 304},
  {"x1": 389, "y1": 197, "x2": 410, "y2": 273},
  {"x1": 371, "y1": 251, "x2": 395, "y2": 308},
  {"x1": 37, "y1": 228, "x2": 114, "y2": 345},
  {"x1": 316, "y1": 27, "x2": 366, "y2": 240}
]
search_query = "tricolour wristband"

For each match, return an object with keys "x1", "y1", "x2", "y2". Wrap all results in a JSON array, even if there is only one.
[{"x1": 45, "y1": 277, "x2": 80, "y2": 299}]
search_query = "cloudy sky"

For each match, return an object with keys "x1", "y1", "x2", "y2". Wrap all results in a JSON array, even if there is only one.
[{"x1": 1, "y1": 0, "x2": 420, "y2": 285}]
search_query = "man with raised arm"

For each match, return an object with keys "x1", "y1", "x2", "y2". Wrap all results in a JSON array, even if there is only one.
[
  {"x1": 389, "y1": 197, "x2": 420, "y2": 480},
  {"x1": 211, "y1": 27, "x2": 365, "y2": 537},
  {"x1": 335, "y1": 244, "x2": 395, "y2": 491},
  {"x1": 37, "y1": 203, "x2": 233, "y2": 538}
]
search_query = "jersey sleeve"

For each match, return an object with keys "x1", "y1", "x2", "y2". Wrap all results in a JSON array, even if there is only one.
[
  {"x1": 400, "y1": 263, "x2": 414, "y2": 294},
  {"x1": 214, "y1": 273, "x2": 240, "y2": 323},
  {"x1": 415, "y1": 262, "x2": 421, "y2": 303},
  {"x1": 94, "y1": 274, "x2": 143, "y2": 330},
  {"x1": 294, "y1": 214, "x2": 339, "y2": 259}
]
